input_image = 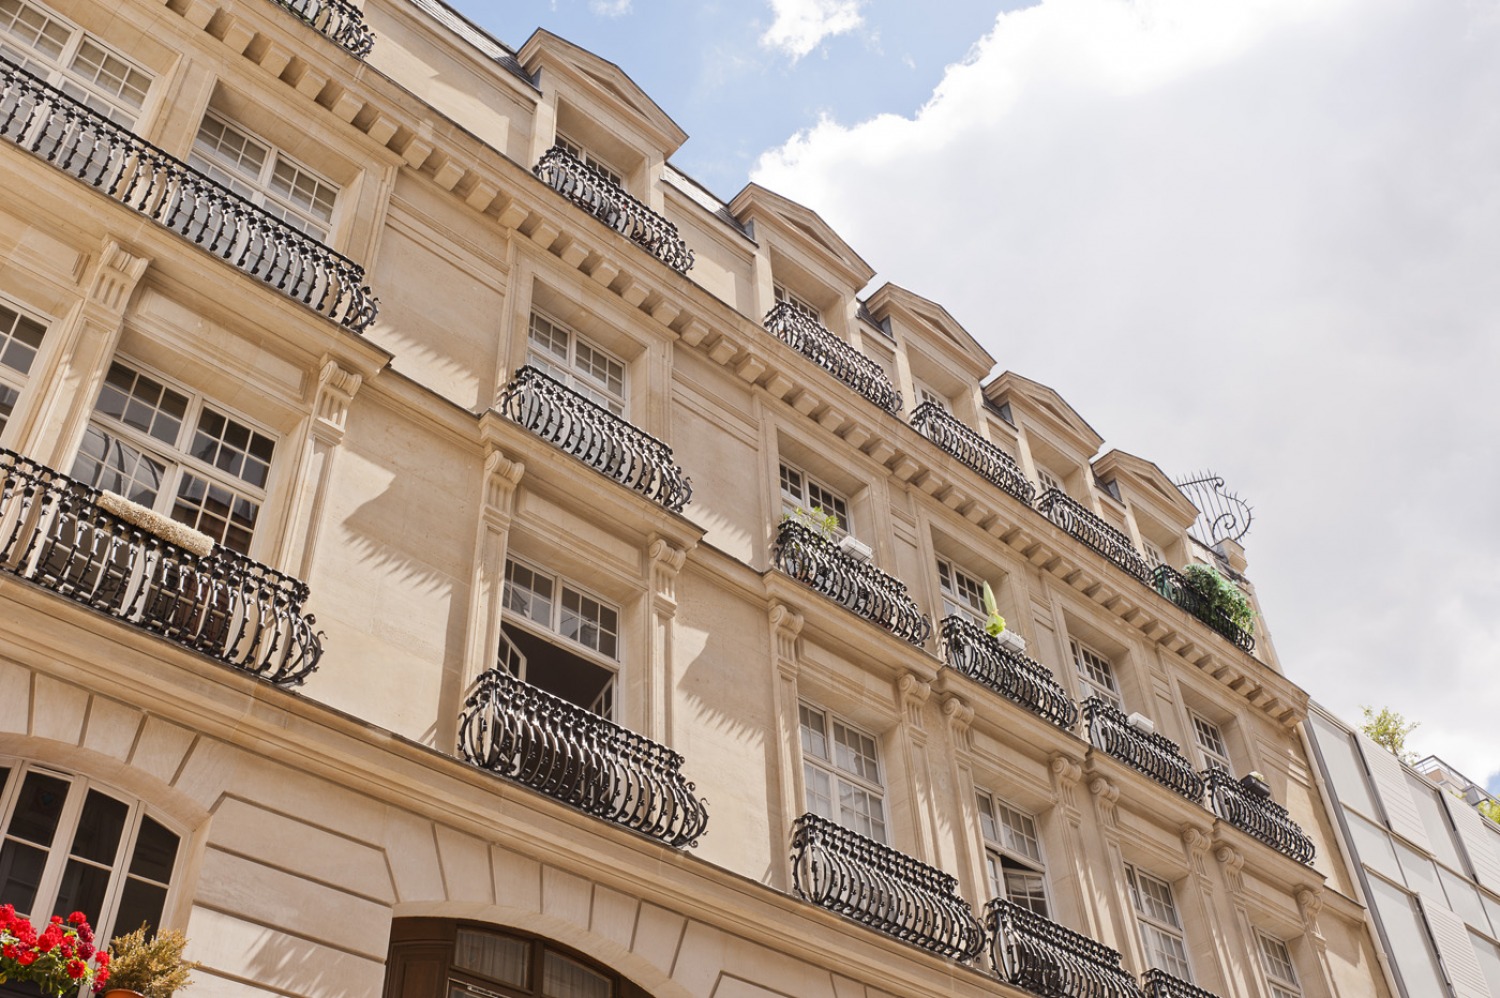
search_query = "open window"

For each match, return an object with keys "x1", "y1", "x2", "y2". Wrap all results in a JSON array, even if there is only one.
[
  {"x1": 501, "y1": 559, "x2": 618, "y2": 719},
  {"x1": 976, "y1": 790, "x2": 1049, "y2": 917},
  {"x1": 1126, "y1": 865, "x2": 1194, "y2": 981}
]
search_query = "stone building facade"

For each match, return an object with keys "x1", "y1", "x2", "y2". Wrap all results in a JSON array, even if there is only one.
[{"x1": 0, "y1": 0, "x2": 1395, "y2": 994}]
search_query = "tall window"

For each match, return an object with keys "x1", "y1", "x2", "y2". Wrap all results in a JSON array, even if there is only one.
[
  {"x1": 976, "y1": 790, "x2": 1048, "y2": 916},
  {"x1": 0, "y1": 762, "x2": 179, "y2": 942},
  {"x1": 799, "y1": 705, "x2": 885, "y2": 843},
  {"x1": 1071, "y1": 638, "x2": 1121, "y2": 708},
  {"x1": 556, "y1": 133, "x2": 623, "y2": 187},
  {"x1": 0, "y1": 301, "x2": 45, "y2": 437},
  {"x1": 0, "y1": 0, "x2": 152, "y2": 127},
  {"x1": 69, "y1": 361, "x2": 276, "y2": 555},
  {"x1": 1257, "y1": 932, "x2": 1302, "y2": 998},
  {"x1": 937, "y1": 558, "x2": 987, "y2": 628},
  {"x1": 187, "y1": 113, "x2": 338, "y2": 240},
  {"x1": 1190, "y1": 711, "x2": 1232, "y2": 774},
  {"x1": 527, "y1": 311, "x2": 627, "y2": 416},
  {"x1": 779, "y1": 462, "x2": 850, "y2": 536},
  {"x1": 502, "y1": 559, "x2": 618, "y2": 718},
  {"x1": 1126, "y1": 865, "x2": 1193, "y2": 980}
]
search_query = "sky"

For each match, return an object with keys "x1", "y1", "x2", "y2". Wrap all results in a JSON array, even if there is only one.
[{"x1": 463, "y1": 0, "x2": 1500, "y2": 792}]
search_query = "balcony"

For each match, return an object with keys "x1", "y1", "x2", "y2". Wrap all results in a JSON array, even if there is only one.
[
  {"x1": 763, "y1": 302, "x2": 901, "y2": 414},
  {"x1": 790, "y1": 813, "x2": 985, "y2": 961},
  {"x1": 533, "y1": 145, "x2": 694, "y2": 274},
  {"x1": 458, "y1": 668, "x2": 710, "y2": 848},
  {"x1": 1082, "y1": 698, "x2": 1205, "y2": 803},
  {"x1": 986, "y1": 899, "x2": 1143, "y2": 998},
  {"x1": 1151, "y1": 565, "x2": 1255, "y2": 653},
  {"x1": 771, "y1": 520, "x2": 931, "y2": 646},
  {"x1": 0, "y1": 57, "x2": 377, "y2": 332},
  {"x1": 1035, "y1": 489, "x2": 1151, "y2": 584},
  {"x1": 909, "y1": 403, "x2": 1035, "y2": 505},
  {"x1": 1204, "y1": 770, "x2": 1315, "y2": 864},
  {"x1": 0, "y1": 448, "x2": 322, "y2": 686},
  {"x1": 1142, "y1": 970, "x2": 1221, "y2": 998},
  {"x1": 497, "y1": 366, "x2": 693, "y2": 513},
  {"x1": 940, "y1": 616, "x2": 1078, "y2": 729},
  {"x1": 267, "y1": 0, "x2": 376, "y2": 57}
]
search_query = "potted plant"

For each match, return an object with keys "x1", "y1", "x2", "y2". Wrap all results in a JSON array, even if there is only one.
[
  {"x1": 982, "y1": 582, "x2": 1027, "y2": 653},
  {"x1": 102, "y1": 925, "x2": 193, "y2": 998},
  {"x1": 0, "y1": 906, "x2": 110, "y2": 995},
  {"x1": 1240, "y1": 771, "x2": 1272, "y2": 799},
  {"x1": 780, "y1": 505, "x2": 840, "y2": 541},
  {"x1": 1179, "y1": 563, "x2": 1255, "y2": 634}
]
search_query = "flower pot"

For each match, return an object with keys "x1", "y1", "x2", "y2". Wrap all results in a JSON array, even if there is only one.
[
  {"x1": 104, "y1": 990, "x2": 146, "y2": 998},
  {"x1": 1240, "y1": 775, "x2": 1272, "y2": 799},
  {"x1": 994, "y1": 629, "x2": 1027, "y2": 654}
]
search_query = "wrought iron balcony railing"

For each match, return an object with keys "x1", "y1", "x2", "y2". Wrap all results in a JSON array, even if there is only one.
[
  {"x1": 1035, "y1": 489, "x2": 1152, "y2": 584},
  {"x1": 1151, "y1": 565, "x2": 1255, "y2": 653},
  {"x1": 1204, "y1": 770, "x2": 1315, "y2": 865},
  {"x1": 1082, "y1": 698, "x2": 1205, "y2": 803},
  {"x1": 940, "y1": 615, "x2": 1078, "y2": 729},
  {"x1": 790, "y1": 813, "x2": 984, "y2": 961},
  {"x1": 497, "y1": 366, "x2": 692, "y2": 513},
  {"x1": 763, "y1": 302, "x2": 902, "y2": 414},
  {"x1": 986, "y1": 899, "x2": 1143, "y2": 998},
  {"x1": 772, "y1": 520, "x2": 931, "y2": 645},
  {"x1": 0, "y1": 448, "x2": 322, "y2": 685},
  {"x1": 534, "y1": 146, "x2": 693, "y2": 274},
  {"x1": 267, "y1": 0, "x2": 376, "y2": 57},
  {"x1": 1142, "y1": 969, "x2": 1221, "y2": 998},
  {"x1": 910, "y1": 403, "x2": 1036, "y2": 505},
  {"x1": 0, "y1": 56, "x2": 377, "y2": 332},
  {"x1": 459, "y1": 667, "x2": 709, "y2": 848}
]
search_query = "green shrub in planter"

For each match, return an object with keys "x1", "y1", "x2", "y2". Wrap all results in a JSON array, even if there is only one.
[{"x1": 1180, "y1": 564, "x2": 1255, "y2": 633}]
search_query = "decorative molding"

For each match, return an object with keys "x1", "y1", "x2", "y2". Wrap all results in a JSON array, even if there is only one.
[
  {"x1": 480, "y1": 447, "x2": 525, "y2": 525},
  {"x1": 1180, "y1": 825, "x2": 1213, "y2": 883},
  {"x1": 647, "y1": 536, "x2": 688, "y2": 611},
  {"x1": 312, "y1": 357, "x2": 363, "y2": 442},
  {"x1": 770, "y1": 600, "x2": 804, "y2": 679},
  {"x1": 1213, "y1": 843, "x2": 1246, "y2": 893},
  {"x1": 941, "y1": 694, "x2": 974, "y2": 750},
  {"x1": 1088, "y1": 774, "x2": 1120, "y2": 828},
  {"x1": 1050, "y1": 753, "x2": 1084, "y2": 810},
  {"x1": 86, "y1": 238, "x2": 150, "y2": 315},
  {"x1": 896, "y1": 672, "x2": 931, "y2": 730}
]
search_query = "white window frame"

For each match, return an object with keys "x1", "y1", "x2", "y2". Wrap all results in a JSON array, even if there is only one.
[
  {"x1": 976, "y1": 790, "x2": 1049, "y2": 917},
  {"x1": 1257, "y1": 931, "x2": 1303, "y2": 998},
  {"x1": 69, "y1": 359, "x2": 277, "y2": 556},
  {"x1": 1142, "y1": 540, "x2": 1168, "y2": 568},
  {"x1": 556, "y1": 132, "x2": 623, "y2": 187},
  {"x1": 779, "y1": 460, "x2": 851, "y2": 537},
  {"x1": 526, "y1": 310, "x2": 628, "y2": 417},
  {"x1": 773, "y1": 283, "x2": 821, "y2": 322},
  {"x1": 799, "y1": 704, "x2": 887, "y2": 844},
  {"x1": 915, "y1": 382, "x2": 946, "y2": 410},
  {"x1": 187, "y1": 111, "x2": 340, "y2": 240},
  {"x1": 502, "y1": 557, "x2": 620, "y2": 717},
  {"x1": 1035, "y1": 463, "x2": 1064, "y2": 495},
  {"x1": 0, "y1": 0, "x2": 153, "y2": 127},
  {"x1": 0, "y1": 759, "x2": 180, "y2": 942},
  {"x1": 1126, "y1": 865, "x2": 1194, "y2": 981},
  {"x1": 0, "y1": 297, "x2": 46, "y2": 439},
  {"x1": 1190, "y1": 710, "x2": 1233, "y2": 774},
  {"x1": 937, "y1": 557, "x2": 988, "y2": 628},
  {"x1": 1071, "y1": 638, "x2": 1122, "y2": 708}
]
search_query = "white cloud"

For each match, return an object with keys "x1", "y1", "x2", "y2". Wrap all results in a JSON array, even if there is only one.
[
  {"x1": 753, "y1": 0, "x2": 1500, "y2": 782},
  {"x1": 589, "y1": 0, "x2": 631, "y2": 16},
  {"x1": 761, "y1": 0, "x2": 865, "y2": 60}
]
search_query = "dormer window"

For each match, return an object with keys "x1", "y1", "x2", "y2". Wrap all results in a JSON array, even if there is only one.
[{"x1": 556, "y1": 132, "x2": 622, "y2": 186}]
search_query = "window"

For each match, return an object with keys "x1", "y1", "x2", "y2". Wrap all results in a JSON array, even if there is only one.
[
  {"x1": 916, "y1": 383, "x2": 946, "y2": 410},
  {"x1": 799, "y1": 705, "x2": 886, "y2": 843},
  {"x1": 187, "y1": 113, "x2": 338, "y2": 240},
  {"x1": 1257, "y1": 932, "x2": 1302, "y2": 998},
  {"x1": 976, "y1": 791, "x2": 1048, "y2": 916},
  {"x1": 556, "y1": 133, "x2": 623, "y2": 187},
  {"x1": 1126, "y1": 865, "x2": 1193, "y2": 981},
  {"x1": 385, "y1": 919, "x2": 646, "y2": 998},
  {"x1": 527, "y1": 311, "x2": 627, "y2": 416},
  {"x1": 1071, "y1": 638, "x2": 1121, "y2": 708},
  {"x1": 1035, "y1": 463, "x2": 1063, "y2": 495},
  {"x1": 779, "y1": 462, "x2": 850, "y2": 536},
  {"x1": 0, "y1": 300, "x2": 45, "y2": 437},
  {"x1": 1142, "y1": 541, "x2": 1167, "y2": 568},
  {"x1": 0, "y1": 762, "x2": 180, "y2": 942},
  {"x1": 1190, "y1": 712, "x2": 1232, "y2": 774},
  {"x1": 69, "y1": 361, "x2": 275, "y2": 555},
  {"x1": 0, "y1": 0, "x2": 152, "y2": 127},
  {"x1": 502, "y1": 559, "x2": 618, "y2": 718},
  {"x1": 937, "y1": 558, "x2": 987, "y2": 628},
  {"x1": 773, "y1": 284, "x2": 820, "y2": 322}
]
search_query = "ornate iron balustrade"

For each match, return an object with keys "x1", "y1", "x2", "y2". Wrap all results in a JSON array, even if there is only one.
[
  {"x1": 1205, "y1": 770, "x2": 1315, "y2": 864},
  {"x1": 763, "y1": 302, "x2": 902, "y2": 414},
  {"x1": 1151, "y1": 565, "x2": 1254, "y2": 653},
  {"x1": 1142, "y1": 970, "x2": 1221, "y2": 998},
  {"x1": 459, "y1": 667, "x2": 709, "y2": 848},
  {"x1": 1035, "y1": 489, "x2": 1152, "y2": 584},
  {"x1": 790, "y1": 813, "x2": 984, "y2": 961},
  {"x1": 910, "y1": 403, "x2": 1035, "y2": 505},
  {"x1": 771, "y1": 520, "x2": 931, "y2": 645},
  {"x1": 266, "y1": 0, "x2": 376, "y2": 57},
  {"x1": 0, "y1": 448, "x2": 321, "y2": 685},
  {"x1": 534, "y1": 145, "x2": 693, "y2": 274},
  {"x1": 940, "y1": 615, "x2": 1077, "y2": 729},
  {"x1": 0, "y1": 56, "x2": 377, "y2": 332},
  {"x1": 1082, "y1": 698, "x2": 1205, "y2": 803},
  {"x1": 986, "y1": 898, "x2": 1143, "y2": 998},
  {"x1": 497, "y1": 365, "x2": 692, "y2": 512}
]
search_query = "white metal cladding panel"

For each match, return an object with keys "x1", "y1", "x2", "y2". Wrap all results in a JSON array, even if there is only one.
[
  {"x1": 1356, "y1": 732, "x2": 1432, "y2": 851},
  {"x1": 1424, "y1": 899, "x2": 1494, "y2": 998},
  {"x1": 1445, "y1": 793, "x2": 1500, "y2": 892}
]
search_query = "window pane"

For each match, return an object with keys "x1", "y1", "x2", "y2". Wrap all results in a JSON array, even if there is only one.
[
  {"x1": 51, "y1": 857, "x2": 112, "y2": 923},
  {"x1": 0, "y1": 0, "x2": 69, "y2": 59},
  {"x1": 127, "y1": 816, "x2": 178, "y2": 883},
  {"x1": 976, "y1": 791, "x2": 999, "y2": 844},
  {"x1": 543, "y1": 950, "x2": 610, "y2": 998},
  {"x1": 95, "y1": 363, "x2": 187, "y2": 444},
  {"x1": 69, "y1": 790, "x2": 127, "y2": 864},
  {"x1": 798, "y1": 705, "x2": 827, "y2": 761},
  {"x1": 831, "y1": 722, "x2": 879, "y2": 785},
  {"x1": 8, "y1": 771, "x2": 68, "y2": 847},
  {"x1": 838, "y1": 781, "x2": 885, "y2": 843},
  {"x1": 503, "y1": 561, "x2": 554, "y2": 626},
  {"x1": 454, "y1": 929, "x2": 528, "y2": 987},
  {"x1": 172, "y1": 472, "x2": 259, "y2": 553},
  {"x1": 0, "y1": 382, "x2": 17, "y2": 434},
  {"x1": 1003, "y1": 864, "x2": 1048, "y2": 916},
  {"x1": 70, "y1": 426, "x2": 167, "y2": 505},
  {"x1": 193, "y1": 115, "x2": 268, "y2": 184},
  {"x1": 802, "y1": 764, "x2": 832, "y2": 819},
  {"x1": 112, "y1": 875, "x2": 167, "y2": 938},
  {"x1": 190, "y1": 407, "x2": 274, "y2": 489},
  {"x1": 0, "y1": 840, "x2": 47, "y2": 912},
  {"x1": 1258, "y1": 932, "x2": 1299, "y2": 986},
  {"x1": 67, "y1": 38, "x2": 149, "y2": 110},
  {"x1": 0, "y1": 304, "x2": 44, "y2": 376},
  {"x1": 1366, "y1": 877, "x2": 1448, "y2": 996}
]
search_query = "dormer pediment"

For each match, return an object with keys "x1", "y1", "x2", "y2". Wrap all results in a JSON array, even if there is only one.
[
  {"x1": 728, "y1": 183, "x2": 875, "y2": 290},
  {"x1": 984, "y1": 371, "x2": 1103, "y2": 456},
  {"x1": 1093, "y1": 449, "x2": 1200, "y2": 528},
  {"x1": 865, "y1": 282, "x2": 994, "y2": 381}
]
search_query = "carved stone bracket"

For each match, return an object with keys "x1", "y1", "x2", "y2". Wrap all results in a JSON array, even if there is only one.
[
  {"x1": 313, "y1": 358, "x2": 363, "y2": 443},
  {"x1": 86, "y1": 238, "x2": 150, "y2": 316},
  {"x1": 1181, "y1": 825, "x2": 1213, "y2": 884},
  {"x1": 648, "y1": 536, "x2": 688, "y2": 613},
  {"x1": 941, "y1": 694, "x2": 974, "y2": 751},
  {"x1": 1050, "y1": 753, "x2": 1084, "y2": 811},
  {"x1": 1213, "y1": 842, "x2": 1246, "y2": 892},
  {"x1": 481, "y1": 447, "x2": 525, "y2": 527},
  {"x1": 896, "y1": 672, "x2": 931, "y2": 731},
  {"x1": 1089, "y1": 774, "x2": 1121, "y2": 829},
  {"x1": 770, "y1": 601, "x2": 804, "y2": 680}
]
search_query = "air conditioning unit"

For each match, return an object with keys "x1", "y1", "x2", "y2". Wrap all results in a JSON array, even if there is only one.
[
  {"x1": 1126, "y1": 712, "x2": 1156, "y2": 735},
  {"x1": 838, "y1": 535, "x2": 874, "y2": 563}
]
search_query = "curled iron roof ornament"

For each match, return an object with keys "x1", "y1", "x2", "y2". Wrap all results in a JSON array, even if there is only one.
[{"x1": 1174, "y1": 470, "x2": 1253, "y2": 547}]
